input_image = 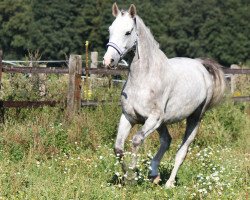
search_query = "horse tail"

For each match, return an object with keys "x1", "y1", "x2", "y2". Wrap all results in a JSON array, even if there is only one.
[{"x1": 200, "y1": 58, "x2": 226, "y2": 108}]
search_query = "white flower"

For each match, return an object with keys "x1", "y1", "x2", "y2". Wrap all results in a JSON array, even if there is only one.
[{"x1": 115, "y1": 172, "x2": 120, "y2": 176}]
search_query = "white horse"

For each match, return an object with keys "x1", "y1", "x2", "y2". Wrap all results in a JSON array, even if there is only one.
[{"x1": 103, "y1": 3, "x2": 226, "y2": 188}]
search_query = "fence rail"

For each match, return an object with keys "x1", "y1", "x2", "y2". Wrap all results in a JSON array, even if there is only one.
[
  {"x1": 2, "y1": 64, "x2": 249, "y2": 76},
  {"x1": 0, "y1": 100, "x2": 59, "y2": 108},
  {"x1": 222, "y1": 68, "x2": 250, "y2": 75},
  {"x1": 2, "y1": 65, "x2": 69, "y2": 74},
  {"x1": 232, "y1": 96, "x2": 250, "y2": 103}
]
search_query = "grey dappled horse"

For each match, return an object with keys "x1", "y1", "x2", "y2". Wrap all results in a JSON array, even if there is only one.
[{"x1": 103, "y1": 3, "x2": 226, "y2": 188}]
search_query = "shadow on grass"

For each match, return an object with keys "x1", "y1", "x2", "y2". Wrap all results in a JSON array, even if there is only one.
[
  {"x1": 156, "y1": 168, "x2": 180, "y2": 187},
  {"x1": 108, "y1": 174, "x2": 124, "y2": 186},
  {"x1": 108, "y1": 167, "x2": 180, "y2": 187}
]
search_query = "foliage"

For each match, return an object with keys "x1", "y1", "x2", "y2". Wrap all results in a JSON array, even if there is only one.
[{"x1": 0, "y1": 0, "x2": 249, "y2": 65}]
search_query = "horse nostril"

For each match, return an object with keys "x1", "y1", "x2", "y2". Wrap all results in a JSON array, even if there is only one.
[{"x1": 111, "y1": 59, "x2": 114, "y2": 62}]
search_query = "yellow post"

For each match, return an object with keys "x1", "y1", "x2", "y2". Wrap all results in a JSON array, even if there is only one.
[
  {"x1": 85, "y1": 41, "x2": 89, "y2": 86},
  {"x1": 84, "y1": 41, "x2": 92, "y2": 99}
]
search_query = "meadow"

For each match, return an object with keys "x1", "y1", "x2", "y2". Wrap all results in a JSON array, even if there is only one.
[{"x1": 0, "y1": 73, "x2": 249, "y2": 199}]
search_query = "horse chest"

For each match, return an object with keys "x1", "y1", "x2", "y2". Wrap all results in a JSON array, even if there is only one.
[{"x1": 121, "y1": 88, "x2": 155, "y2": 122}]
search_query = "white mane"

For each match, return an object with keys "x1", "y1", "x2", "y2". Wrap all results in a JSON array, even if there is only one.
[{"x1": 135, "y1": 15, "x2": 160, "y2": 49}]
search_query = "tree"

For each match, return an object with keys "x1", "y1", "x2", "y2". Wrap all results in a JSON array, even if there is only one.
[
  {"x1": 0, "y1": 0, "x2": 249, "y2": 65},
  {"x1": 0, "y1": 0, "x2": 34, "y2": 59}
]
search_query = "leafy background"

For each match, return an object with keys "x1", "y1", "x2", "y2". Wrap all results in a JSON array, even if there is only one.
[{"x1": 0, "y1": 0, "x2": 249, "y2": 66}]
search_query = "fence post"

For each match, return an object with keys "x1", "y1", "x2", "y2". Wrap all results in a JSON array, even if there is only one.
[
  {"x1": 0, "y1": 50, "x2": 4, "y2": 123},
  {"x1": 0, "y1": 50, "x2": 2, "y2": 90},
  {"x1": 38, "y1": 64, "x2": 47, "y2": 98},
  {"x1": 230, "y1": 64, "x2": 240, "y2": 94},
  {"x1": 88, "y1": 51, "x2": 98, "y2": 97},
  {"x1": 66, "y1": 54, "x2": 82, "y2": 120},
  {"x1": 90, "y1": 51, "x2": 98, "y2": 77}
]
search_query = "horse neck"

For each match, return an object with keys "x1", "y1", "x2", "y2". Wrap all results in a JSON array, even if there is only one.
[{"x1": 129, "y1": 18, "x2": 167, "y2": 78}]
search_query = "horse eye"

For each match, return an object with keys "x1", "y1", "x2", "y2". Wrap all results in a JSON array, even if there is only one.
[{"x1": 125, "y1": 31, "x2": 131, "y2": 36}]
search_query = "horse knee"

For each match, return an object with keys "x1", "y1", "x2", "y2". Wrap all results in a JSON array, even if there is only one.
[
  {"x1": 114, "y1": 147, "x2": 124, "y2": 158},
  {"x1": 132, "y1": 132, "x2": 144, "y2": 147}
]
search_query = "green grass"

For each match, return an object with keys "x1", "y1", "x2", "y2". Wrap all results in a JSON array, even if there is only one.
[
  {"x1": 0, "y1": 100, "x2": 249, "y2": 199},
  {"x1": 0, "y1": 75, "x2": 249, "y2": 199}
]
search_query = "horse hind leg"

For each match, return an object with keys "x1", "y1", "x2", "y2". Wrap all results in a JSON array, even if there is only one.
[
  {"x1": 150, "y1": 125, "x2": 172, "y2": 184},
  {"x1": 165, "y1": 105, "x2": 204, "y2": 188}
]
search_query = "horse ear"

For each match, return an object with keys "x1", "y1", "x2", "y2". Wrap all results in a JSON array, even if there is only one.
[
  {"x1": 112, "y1": 2, "x2": 120, "y2": 17},
  {"x1": 128, "y1": 4, "x2": 137, "y2": 18}
]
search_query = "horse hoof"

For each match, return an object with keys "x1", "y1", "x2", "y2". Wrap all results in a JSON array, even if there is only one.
[
  {"x1": 151, "y1": 175, "x2": 161, "y2": 185},
  {"x1": 165, "y1": 180, "x2": 175, "y2": 189},
  {"x1": 123, "y1": 173, "x2": 137, "y2": 185},
  {"x1": 125, "y1": 171, "x2": 137, "y2": 180}
]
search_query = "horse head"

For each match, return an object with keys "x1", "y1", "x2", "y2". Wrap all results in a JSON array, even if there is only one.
[{"x1": 103, "y1": 3, "x2": 138, "y2": 68}]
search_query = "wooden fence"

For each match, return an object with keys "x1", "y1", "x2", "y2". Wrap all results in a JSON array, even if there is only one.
[{"x1": 0, "y1": 50, "x2": 249, "y2": 123}]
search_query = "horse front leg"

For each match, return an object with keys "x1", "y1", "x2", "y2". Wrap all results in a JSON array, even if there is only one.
[
  {"x1": 127, "y1": 113, "x2": 163, "y2": 177},
  {"x1": 114, "y1": 114, "x2": 134, "y2": 172}
]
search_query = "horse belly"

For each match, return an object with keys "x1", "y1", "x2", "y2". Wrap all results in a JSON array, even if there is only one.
[{"x1": 163, "y1": 81, "x2": 208, "y2": 123}]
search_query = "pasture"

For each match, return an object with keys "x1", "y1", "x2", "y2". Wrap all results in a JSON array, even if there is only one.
[{"x1": 0, "y1": 71, "x2": 249, "y2": 199}]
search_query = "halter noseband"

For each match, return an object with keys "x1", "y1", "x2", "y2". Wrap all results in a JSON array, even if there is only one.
[
  {"x1": 106, "y1": 40, "x2": 137, "y2": 60},
  {"x1": 106, "y1": 42, "x2": 123, "y2": 57}
]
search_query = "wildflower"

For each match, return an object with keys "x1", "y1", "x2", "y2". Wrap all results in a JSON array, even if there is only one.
[
  {"x1": 115, "y1": 172, "x2": 120, "y2": 176},
  {"x1": 99, "y1": 156, "x2": 104, "y2": 160}
]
